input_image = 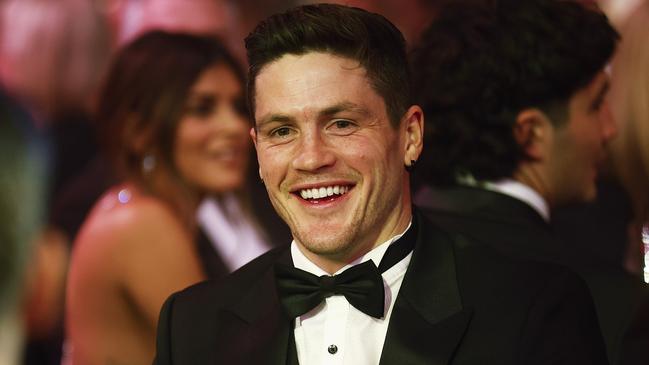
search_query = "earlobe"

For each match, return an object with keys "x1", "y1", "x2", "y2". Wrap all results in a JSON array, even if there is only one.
[{"x1": 402, "y1": 105, "x2": 424, "y2": 166}]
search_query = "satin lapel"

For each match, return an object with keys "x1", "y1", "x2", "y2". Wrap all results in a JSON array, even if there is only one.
[
  {"x1": 221, "y1": 247, "x2": 296, "y2": 365},
  {"x1": 380, "y1": 212, "x2": 472, "y2": 365}
]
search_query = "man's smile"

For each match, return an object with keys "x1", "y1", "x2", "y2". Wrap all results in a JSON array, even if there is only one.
[{"x1": 291, "y1": 184, "x2": 356, "y2": 204}]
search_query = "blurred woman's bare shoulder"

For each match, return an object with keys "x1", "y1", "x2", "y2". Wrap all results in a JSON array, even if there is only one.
[
  {"x1": 74, "y1": 183, "x2": 190, "y2": 253},
  {"x1": 67, "y1": 183, "x2": 203, "y2": 365}
]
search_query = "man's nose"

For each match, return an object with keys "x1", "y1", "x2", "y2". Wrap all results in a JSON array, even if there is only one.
[{"x1": 291, "y1": 130, "x2": 336, "y2": 172}]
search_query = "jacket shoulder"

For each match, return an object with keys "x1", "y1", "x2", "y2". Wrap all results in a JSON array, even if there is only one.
[{"x1": 172, "y1": 244, "x2": 290, "y2": 309}]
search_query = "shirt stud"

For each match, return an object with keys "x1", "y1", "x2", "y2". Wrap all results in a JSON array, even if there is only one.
[{"x1": 328, "y1": 344, "x2": 338, "y2": 354}]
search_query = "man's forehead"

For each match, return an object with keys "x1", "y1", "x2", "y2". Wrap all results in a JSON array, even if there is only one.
[
  {"x1": 256, "y1": 52, "x2": 366, "y2": 83},
  {"x1": 253, "y1": 52, "x2": 375, "y2": 118}
]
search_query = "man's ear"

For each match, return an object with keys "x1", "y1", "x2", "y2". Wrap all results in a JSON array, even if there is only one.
[
  {"x1": 402, "y1": 105, "x2": 424, "y2": 167},
  {"x1": 249, "y1": 127, "x2": 264, "y2": 181},
  {"x1": 513, "y1": 108, "x2": 551, "y2": 161},
  {"x1": 249, "y1": 127, "x2": 258, "y2": 148}
]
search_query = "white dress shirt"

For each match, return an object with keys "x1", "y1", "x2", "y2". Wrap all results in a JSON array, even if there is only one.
[{"x1": 290, "y1": 222, "x2": 412, "y2": 365}]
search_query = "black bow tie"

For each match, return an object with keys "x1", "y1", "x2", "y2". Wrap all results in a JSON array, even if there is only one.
[
  {"x1": 274, "y1": 217, "x2": 418, "y2": 319},
  {"x1": 275, "y1": 260, "x2": 385, "y2": 318}
]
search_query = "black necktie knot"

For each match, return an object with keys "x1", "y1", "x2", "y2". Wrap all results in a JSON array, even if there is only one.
[{"x1": 318, "y1": 275, "x2": 337, "y2": 297}]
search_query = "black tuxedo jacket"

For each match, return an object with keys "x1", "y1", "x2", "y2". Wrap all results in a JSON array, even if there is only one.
[{"x1": 154, "y1": 209, "x2": 608, "y2": 365}]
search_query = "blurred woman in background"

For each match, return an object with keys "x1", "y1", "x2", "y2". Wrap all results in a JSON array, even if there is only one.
[
  {"x1": 606, "y1": 5, "x2": 649, "y2": 361},
  {"x1": 607, "y1": 0, "x2": 649, "y2": 274},
  {"x1": 65, "y1": 31, "x2": 259, "y2": 365}
]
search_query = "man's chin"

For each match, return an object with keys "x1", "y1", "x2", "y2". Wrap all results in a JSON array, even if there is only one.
[
  {"x1": 294, "y1": 227, "x2": 357, "y2": 257},
  {"x1": 296, "y1": 235, "x2": 348, "y2": 255}
]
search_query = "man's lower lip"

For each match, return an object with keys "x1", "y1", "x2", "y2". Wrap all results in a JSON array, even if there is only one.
[{"x1": 304, "y1": 196, "x2": 339, "y2": 204}]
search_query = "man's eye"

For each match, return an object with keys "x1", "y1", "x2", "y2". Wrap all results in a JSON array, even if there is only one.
[
  {"x1": 328, "y1": 119, "x2": 357, "y2": 136},
  {"x1": 271, "y1": 127, "x2": 292, "y2": 137},
  {"x1": 334, "y1": 120, "x2": 352, "y2": 128}
]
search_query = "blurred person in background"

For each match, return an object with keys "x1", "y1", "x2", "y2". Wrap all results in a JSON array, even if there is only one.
[
  {"x1": 607, "y1": 0, "x2": 649, "y2": 276},
  {"x1": 552, "y1": 1, "x2": 649, "y2": 363},
  {"x1": 0, "y1": 90, "x2": 48, "y2": 365},
  {"x1": 412, "y1": 0, "x2": 620, "y2": 362},
  {"x1": 54, "y1": 0, "x2": 289, "y2": 253},
  {"x1": 0, "y1": 1, "x2": 111, "y2": 364},
  {"x1": 65, "y1": 31, "x2": 270, "y2": 365}
]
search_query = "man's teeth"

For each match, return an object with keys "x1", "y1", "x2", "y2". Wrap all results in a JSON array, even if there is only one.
[{"x1": 299, "y1": 185, "x2": 349, "y2": 199}]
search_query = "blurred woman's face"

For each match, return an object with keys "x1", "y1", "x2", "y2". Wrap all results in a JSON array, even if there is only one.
[{"x1": 173, "y1": 62, "x2": 250, "y2": 195}]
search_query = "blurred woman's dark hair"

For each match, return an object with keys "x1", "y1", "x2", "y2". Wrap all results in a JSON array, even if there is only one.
[{"x1": 96, "y1": 30, "x2": 245, "y2": 220}]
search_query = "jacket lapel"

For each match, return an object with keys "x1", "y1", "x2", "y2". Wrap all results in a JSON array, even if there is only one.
[
  {"x1": 380, "y1": 211, "x2": 473, "y2": 365},
  {"x1": 220, "y1": 246, "x2": 296, "y2": 365}
]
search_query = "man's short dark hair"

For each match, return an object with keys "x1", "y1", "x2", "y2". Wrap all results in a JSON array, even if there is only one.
[
  {"x1": 245, "y1": 3, "x2": 410, "y2": 127},
  {"x1": 412, "y1": 0, "x2": 619, "y2": 185}
]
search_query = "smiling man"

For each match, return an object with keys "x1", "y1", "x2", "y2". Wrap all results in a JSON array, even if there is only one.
[
  {"x1": 154, "y1": 4, "x2": 609, "y2": 364},
  {"x1": 251, "y1": 51, "x2": 416, "y2": 274}
]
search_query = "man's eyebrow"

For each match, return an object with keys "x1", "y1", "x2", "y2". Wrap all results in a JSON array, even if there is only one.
[
  {"x1": 590, "y1": 79, "x2": 610, "y2": 108},
  {"x1": 257, "y1": 114, "x2": 295, "y2": 128},
  {"x1": 256, "y1": 102, "x2": 371, "y2": 127},
  {"x1": 319, "y1": 102, "x2": 371, "y2": 117}
]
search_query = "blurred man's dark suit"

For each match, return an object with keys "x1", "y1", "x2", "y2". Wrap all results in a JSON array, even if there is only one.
[
  {"x1": 552, "y1": 180, "x2": 649, "y2": 365},
  {"x1": 416, "y1": 184, "x2": 643, "y2": 364}
]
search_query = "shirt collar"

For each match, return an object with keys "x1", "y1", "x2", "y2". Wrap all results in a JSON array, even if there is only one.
[
  {"x1": 291, "y1": 220, "x2": 413, "y2": 276},
  {"x1": 457, "y1": 173, "x2": 550, "y2": 221}
]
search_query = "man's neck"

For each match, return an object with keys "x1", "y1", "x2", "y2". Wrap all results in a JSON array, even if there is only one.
[{"x1": 291, "y1": 219, "x2": 413, "y2": 275}]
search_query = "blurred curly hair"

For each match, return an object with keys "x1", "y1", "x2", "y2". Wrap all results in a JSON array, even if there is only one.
[{"x1": 411, "y1": 0, "x2": 618, "y2": 185}]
